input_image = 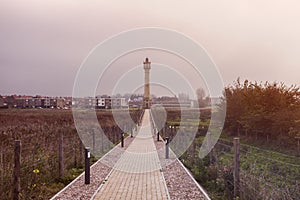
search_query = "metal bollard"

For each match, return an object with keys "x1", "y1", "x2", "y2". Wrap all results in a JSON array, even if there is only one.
[
  {"x1": 165, "y1": 137, "x2": 169, "y2": 159},
  {"x1": 85, "y1": 147, "x2": 90, "y2": 184},
  {"x1": 121, "y1": 133, "x2": 124, "y2": 147}
]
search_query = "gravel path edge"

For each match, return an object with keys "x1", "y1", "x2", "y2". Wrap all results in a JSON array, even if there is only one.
[
  {"x1": 50, "y1": 136, "x2": 134, "y2": 200},
  {"x1": 175, "y1": 158, "x2": 211, "y2": 200}
]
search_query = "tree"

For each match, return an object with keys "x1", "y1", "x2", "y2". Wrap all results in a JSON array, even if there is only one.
[
  {"x1": 196, "y1": 88, "x2": 206, "y2": 100},
  {"x1": 221, "y1": 79, "x2": 300, "y2": 142},
  {"x1": 178, "y1": 93, "x2": 189, "y2": 102},
  {"x1": 196, "y1": 88, "x2": 209, "y2": 108}
]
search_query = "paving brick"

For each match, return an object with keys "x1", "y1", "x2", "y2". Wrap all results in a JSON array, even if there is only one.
[{"x1": 94, "y1": 110, "x2": 169, "y2": 200}]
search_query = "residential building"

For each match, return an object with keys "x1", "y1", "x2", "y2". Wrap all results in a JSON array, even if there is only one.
[
  {"x1": 97, "y1": 98, "x2": 106, "y2": 109},
  {"x1": 0, "y1": 96, "x2": 6, "y2": 108},
  {"x1": 111, "y1": 98, "x2": 126, "y2": 109},
  {"x1": 56, "y1": 98, "x2": 65, "y2": 108}
]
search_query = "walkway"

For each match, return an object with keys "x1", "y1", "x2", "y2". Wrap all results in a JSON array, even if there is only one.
[{"x1": 93, "y1": 109, "x2": 169, "y2": 200}]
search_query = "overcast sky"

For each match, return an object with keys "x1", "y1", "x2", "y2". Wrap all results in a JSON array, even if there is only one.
[{"x1": 1, "y1": 0, "x2": 300, "y2": 97}]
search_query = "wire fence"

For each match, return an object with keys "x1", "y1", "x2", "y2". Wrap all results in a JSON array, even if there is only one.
[
  {"x1": 161, "y1": 126, "x2": 300, "y2": 200},
  {"x1": 0, "y1": 109, "x2": 143, "y2": 200}
]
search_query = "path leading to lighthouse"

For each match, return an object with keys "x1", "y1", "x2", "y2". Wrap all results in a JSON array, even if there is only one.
[
  {"x1": 51, "y1": 109, "x2": 208, "y2": 200},
  {"x1": 93, "y1": 109, "x2": 169, "y2": 200}
]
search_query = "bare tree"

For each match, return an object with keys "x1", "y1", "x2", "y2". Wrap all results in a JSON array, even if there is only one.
[{"x1": 196, "y1": 88, "x2": 206, "y2": 100}]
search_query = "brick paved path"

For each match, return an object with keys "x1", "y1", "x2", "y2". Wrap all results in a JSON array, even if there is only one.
[{"x1": 93, "y1": 109, "x2": 169, "y2": 200}]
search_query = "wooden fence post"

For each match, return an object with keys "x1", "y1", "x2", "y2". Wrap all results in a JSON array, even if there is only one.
[
  {"x1": 295, "y1": 137, "x2": 300, "y2": 156},
  {"x1": 0, "y1": 145, "x2": 3, "y2": 187},
  {"x1": 101, "y1": 130, "x2": 104, "y2": 153},
  {"x1": 59, "y1": 133, "x2": 64, "y2": 178},
  {"x1": 191, "y1": 142, "x2": 196, "y2": 165},
  {"x1": 233, "y1": 137, "x2": 240, "y2": 198},
  {"x1": 92, "y1": 131, "x2": 95, "y2": 152},
  {"x1": 74, "y1": 140, "x2": 77, "y2": 168},
  {"x1": 114, "y1": 126, "x2": 117, "y2": 144},
  {"x1": 13, "y1": 140, "x2": 21, "y2": 200},
  {"x1": 207, "y1": 132, "x2": 212, "y2": 164},
  {"x1": 79, "y1": 140, "x2": 83, "y2": 164}
]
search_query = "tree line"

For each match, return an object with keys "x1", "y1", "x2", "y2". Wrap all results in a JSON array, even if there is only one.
[{"x1": 221, "y1": 79, "x2": 300, "y2": 146}]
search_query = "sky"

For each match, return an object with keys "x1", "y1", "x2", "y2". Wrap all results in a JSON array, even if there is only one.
[{"x1": 1, "y1": 0, "x2": 300, "y2": 97}]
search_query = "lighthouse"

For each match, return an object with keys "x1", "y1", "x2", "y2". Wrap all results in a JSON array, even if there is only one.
[{"x1": 143, "y1": 58, "x2": 151, "y2": 109}]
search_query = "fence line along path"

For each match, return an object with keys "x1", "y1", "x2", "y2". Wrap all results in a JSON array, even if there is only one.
[{"x1": 93, "y1": 109, "x2": 169, "y2": 200}]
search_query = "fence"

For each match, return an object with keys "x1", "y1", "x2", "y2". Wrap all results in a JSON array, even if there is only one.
[
  {"x1": 0, "y1": 109, "x2": 144, "y2": 199},
  {"x1": 1, "y1": 117, "x2": 143, "y2": 199},
  {"x1": 151, "y1": 122, "x2": 299, "y2": 198},
  {"x1": 4, "y1": 124, "x2": 143, "y2": 200},
  {"x1": 177, "y1": 131, "x2": 300, "y2": 199},
  {"x1": 149, "y1": 107, "x2": 300, "y2": 199}
]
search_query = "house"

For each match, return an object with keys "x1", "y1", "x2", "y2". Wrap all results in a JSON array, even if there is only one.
[
  {"x1": 16, "y1": 98, "x2": 25, "y2": 108},
  {"x1": 0, "y1": 96, "x2": 7, "y2": 108},
  {"x1": 97, "y1": 98, "x2": 106, "y2": 109},
  {"x1": 104, "y1": 97, "x2": 112, "y2": 109},
  {"x1": 49, "y1": 98, "x2": 57, "y2": 108},
  {"x1": 41, "y1": 97, "x2": 50, "y2": 108},
  {"x1": 28, "y1": 98, "x2": 35, "y2": 108},
  {"x1": 64, "y1": 97, "x2": 72, "y2": 108},
  {"x1": 33, "y1": 98, "x2": 42, "y2": 108},
  {"x1": 83, "y1": 97, "x2": 96, "y2": 109},
  {"x1": 4, "y1": 95, "x2": 16, "y2": 108},
  {"x1": 15, "y1": 96, "x2": 34, "y2": 108},
  {"x1": 128, "y1": 95, "x2": 143, "y2": 108},
  {"x1": 56, "y1": 98, "x2": 65, "y2": 109},
  {"x1": 111, "y1": 98, "x2": 127, "y2": 108}
]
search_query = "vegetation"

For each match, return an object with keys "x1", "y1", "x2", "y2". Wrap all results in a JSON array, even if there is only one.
[
  {"x1": 2, "y1": 79, "x2": 300, "y2": 199},
  {"x1": 180, "y1": 136, "x2": 300, "y2": 199},
  {"x1": 0, "y1": 109, "x2": 142, "y2": 199},
  {"x1": 152, "y1": 80, "x2": 300, "y2": 199},
  {"x1": 221, "y1": 79, "x2": 300, "y2": 154}
]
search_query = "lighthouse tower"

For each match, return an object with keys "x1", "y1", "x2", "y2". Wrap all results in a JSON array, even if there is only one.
[{"x1": 143, "y1": 58, "x2": 151, "y2": 109}]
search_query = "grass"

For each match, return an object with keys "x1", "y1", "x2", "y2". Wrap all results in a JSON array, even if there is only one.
[
  {"x1": 0, "y1": 108, "x2": 142, "y2": 199},
  {"x1": 152, "y1": 107, "x2": 300, "y2": 199}
]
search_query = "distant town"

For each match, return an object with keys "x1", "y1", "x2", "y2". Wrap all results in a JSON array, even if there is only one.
[{"x1": 0, "y1": 94, "x2": 218, "y2": 109}]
